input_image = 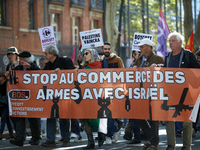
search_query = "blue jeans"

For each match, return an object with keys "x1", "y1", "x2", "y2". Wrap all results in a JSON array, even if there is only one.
[
  {"x1": 0, "y1": 107, "x2": 13, "y2": 134},
  {"x1": 47, "y1": 118, "x2": 70, "y2": 142},
  {"x1": 106, "y1": 119, "x2": 119, "y2": 138},
  {"x1": 130, "y1": 119, "x2": 141, "y2": 141},
  {"x1": 175, "y1": 122, "x2": 183, "y2": 134},
  {"x1": 73, "y1": 119, "x2": 81, "y2": 134}
]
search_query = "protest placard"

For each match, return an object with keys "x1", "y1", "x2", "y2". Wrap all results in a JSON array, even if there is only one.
[
  {"x1": 79, "y1": 29, "x2": 103, "y2": 51},
  {"x1": 38, "y1": 26, "x2": 56, "y2": 52},
  {"x1": 132, "y1": 33, "x2": 153, "y2": 51}
]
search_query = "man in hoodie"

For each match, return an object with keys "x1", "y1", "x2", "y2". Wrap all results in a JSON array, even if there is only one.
[{"x1": 100, "y1": 42, "x2": 124, "y2": 145}]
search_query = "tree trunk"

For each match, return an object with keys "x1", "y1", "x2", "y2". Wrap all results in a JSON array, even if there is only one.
[
  {"x1": 183, "y1": 0, "x2": 200, "y2": 52},
  {"x1": 182, "y1": 0, "x2": 193, "y2": 44},
  {"x1": 194, "y1": 12, "x2": 200, "y2": 51},
  {"x1": 105, "y1": 0, "x2": 119, "y2": 54}
]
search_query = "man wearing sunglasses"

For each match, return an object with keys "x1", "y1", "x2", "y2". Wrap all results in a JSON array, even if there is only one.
[{"x1": 100, "y1": 42, "x2": 124, "y2": 145}]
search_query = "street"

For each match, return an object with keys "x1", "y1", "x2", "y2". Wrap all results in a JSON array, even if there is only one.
[{"x1": 0, "y1": 124, "x2": 200, "y2": 150}]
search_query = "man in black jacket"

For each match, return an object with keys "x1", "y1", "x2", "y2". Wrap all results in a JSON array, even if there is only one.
[
  {"x1": 152, "y1": 32, "x2": 200, "y2": 150},
  {"x1": 41, "y1": 45, "x2": 75, "y2": 147},
  {"x1": 9, "y1": 51, "x2": 41, "y2": 146}
]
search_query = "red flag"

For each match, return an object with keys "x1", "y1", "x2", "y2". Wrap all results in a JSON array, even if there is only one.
[
  {"x1": 185, "y1": 30, "x2": 194, "y2": 53},
  {"x1": 71, "y1": 45, "x2": 76, "y2": 63}
]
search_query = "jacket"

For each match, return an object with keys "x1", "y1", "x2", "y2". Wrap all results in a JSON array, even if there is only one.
[
  {"x1": 44, "y1": 56, "x2": 75, "y2": 70},
  {"x1": 164, "y1": 48, "x2": 200, "y2": 68},
  {"x1": 134, "y1": 51, "x2": 164, "y2": 67},
  {"x1": 100, "y1": 53, "x2": 124, "y2": 68}
]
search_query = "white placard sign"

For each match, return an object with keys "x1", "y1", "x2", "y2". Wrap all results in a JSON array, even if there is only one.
[
  {"x1": 132, "y1": 33, "x2": 153, "y2": 51},
  {"x1": 38, "y1": 26, "x2": 56, "y2": 52},
  {"x1": 79, "y1": 29, "x2": 103, "y2": 50}
]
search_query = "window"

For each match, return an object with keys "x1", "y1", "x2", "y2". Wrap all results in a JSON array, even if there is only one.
[
  {"x1": 28, "y1": 0, "x2": 34, "y2": 29},
  {"x1": 91, "y1": 20, "x2": 98, "y2": 29},
  {"x1": 51, "y1": 13, "x2": 61, "y2": 43},
  {"x1": 72, "y1": 17, "x2": 79, "y2": 45},
  {"x1": 0, "y1": 0, "x2": 6, "y2": 26}
]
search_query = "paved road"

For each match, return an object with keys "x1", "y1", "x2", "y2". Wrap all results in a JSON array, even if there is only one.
[{"x1": 0, "y1": 125, "x2": 200, "y2": 150}]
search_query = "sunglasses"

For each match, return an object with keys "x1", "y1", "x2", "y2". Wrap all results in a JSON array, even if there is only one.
[{"x1": 83, "y1": 52, "x2": 90, "y2": 56}]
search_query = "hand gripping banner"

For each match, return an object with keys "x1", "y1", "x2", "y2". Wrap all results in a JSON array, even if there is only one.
[{"x1": 7, "y1": 67, "x2": 200, "y2": 122}]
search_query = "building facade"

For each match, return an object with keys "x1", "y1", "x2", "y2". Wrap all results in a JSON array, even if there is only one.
[{"x1": 0, "y1": 0, "x2": 104, "y2": 71}]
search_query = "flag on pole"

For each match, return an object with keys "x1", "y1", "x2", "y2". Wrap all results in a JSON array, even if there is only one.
[
  {"x1": 156, "y1": 7, "x2": 170, "y2": 58},
  {"x1": 71, "y1": 45, "x2": 76, "y2": 63},
  {"x1": 185, "y1": 30, "x2": 194, "y2": 53}
]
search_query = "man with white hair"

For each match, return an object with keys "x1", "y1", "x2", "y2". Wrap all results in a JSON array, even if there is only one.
[
  {"x1": 163, "y1": 32, "x2": 200, "y2": 150},
  {"x1": 41, "y1": 45, "x2": 75, "y2": 147}
]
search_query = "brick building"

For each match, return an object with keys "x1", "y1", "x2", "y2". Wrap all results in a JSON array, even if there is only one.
[{"x1": 0, "y1": 0, "x2": 104, "y2": 71}]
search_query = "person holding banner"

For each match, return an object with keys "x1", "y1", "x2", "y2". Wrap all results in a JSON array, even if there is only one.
[
  {"x1": 81, "y1": 48, "x2": 107, "y2": 149},
  {"x1": 100, "y1": 42, "x2": 124, "y2": 145},
  {"x1": 9, "y1": 51, "x2": 41, "y2": 146},
  {"x1": 41, "y1": 45, "x2": 75, "y2": 147},
  {"x1": 160, "y1": 32, "x2": 200, "y2": 150},
  {"x1": 129, "y1": 38, "x2": 164, "y2": 150},
  {"x1": 0, "y1": 71, "x2": 14, "y2": 140}
]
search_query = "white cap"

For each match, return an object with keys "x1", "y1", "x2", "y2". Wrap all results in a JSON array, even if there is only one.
[{"x1": 138, "y1": 38, "x2": 153, "y2": 47}]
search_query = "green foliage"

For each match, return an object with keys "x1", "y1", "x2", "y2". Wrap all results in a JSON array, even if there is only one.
[{"x1": 115, "y1": 0, "x2": 183, "y2": 47}]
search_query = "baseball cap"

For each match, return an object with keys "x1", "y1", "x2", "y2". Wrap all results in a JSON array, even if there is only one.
[
  {"x1": 7, "y1": 46, "x2": 19, "y2": 54},
  {"x1": 138, "y1": 38, "x2": 153, "y2": 47},
  {"x1": 18, "y1": 51, "x2": 31, "y2": 58}
]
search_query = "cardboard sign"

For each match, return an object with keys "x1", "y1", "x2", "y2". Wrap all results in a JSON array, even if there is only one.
[
  {"x1": 132, "y1": 33, "x2": 153, "y2": 51},
  {"x1": 7, "y1": 68, "x2": 200, "y2": 122},
  {"x1": 38, "y1": 26, "x2": 56, "y2": 52},
  {"x1": 79, "y1": 29, "x2": 103, "y2": 50}
]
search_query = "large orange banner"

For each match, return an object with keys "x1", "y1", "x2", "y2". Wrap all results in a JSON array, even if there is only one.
[{"x1": 7, "y1": 67, "x2": 200, "y2": 122}]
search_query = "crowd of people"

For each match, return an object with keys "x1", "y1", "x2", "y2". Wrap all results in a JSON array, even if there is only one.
[{"x1": 0, "y1": 31, "x2": 200, "y2": 150}]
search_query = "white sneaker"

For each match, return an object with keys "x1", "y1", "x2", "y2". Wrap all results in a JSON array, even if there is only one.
[
  {"x1": 70, "y1": 132, "x2": 77, "y2": 138},
  {"x1": 74, "y1": 135, "x2": 82, "y2": 143},
  {"x1": 112, "y1": 131, "x2": 121, "y2": 143},
  {"x1": 105, "y1": 137, "x2": 112, "y2": 145}
]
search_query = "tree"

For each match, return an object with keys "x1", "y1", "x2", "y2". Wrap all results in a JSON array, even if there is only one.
[
  {"x1": 181, "y1": 0, "x2": 200, "y2": 51},
  {"x1": 105, "y1": 0, "x2": 119, "y2": 53}
]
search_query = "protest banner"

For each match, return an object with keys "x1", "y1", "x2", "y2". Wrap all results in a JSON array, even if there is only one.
[
  {"x1": 79, "y1": 29, "x2": 104, "y2": 51},
  {"x1": 7, "y1": 67, "x2": 200, "y2": 122},
  {"x1": 38, "y1": 26, "x2": 56, "y2": 52},
  {"x1": 132, "y1": 33, "x2": 153, "y2": 51}
]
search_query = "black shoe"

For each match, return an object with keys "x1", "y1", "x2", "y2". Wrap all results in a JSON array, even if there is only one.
[
  {"x1": 41, "y1": 141, "x2": 56, "y2": 147},
  {"x1": 62, "y1": 141, "x2": 70, "y2": 147},
  {"x1": 31, "y1": 140, "x2": 39, "y2": 145},
  {"x1": 123, "y1": 132, "x2": 132, "y2": 140},
  {"x1": 166, "y1": 146, "x2": 175, "y2": 150},
  {"x1": 126, "y1": 139, "x2": 141, "y2": 147},
  {"x1": 98, "y1": 132, "x2": 105, "y2": 147},
  {"x1": 9, "y1": 139, "x2": 23, "y2": 146},
  {"x1": 83, "y1": 142, "x2": 95, "y2": 149}
]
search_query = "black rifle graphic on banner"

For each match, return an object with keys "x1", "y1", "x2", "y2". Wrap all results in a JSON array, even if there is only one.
[
  {"x1": 97, "y1": 97, "x2": 112, "y2": 118},
  {"x1": 161, "y1": 88, "x2": 193, "y2": 118},
  {"x1": 73, "y1": 81, "x2": 82, "y2": 104},
  {"x1": 50, "y1": 96, "x2": 59, "y2": 118}
]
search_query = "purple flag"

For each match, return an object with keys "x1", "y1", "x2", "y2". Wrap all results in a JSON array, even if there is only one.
[{"x1": 156, "y1": 8, "x2": 170, "y2": 58}]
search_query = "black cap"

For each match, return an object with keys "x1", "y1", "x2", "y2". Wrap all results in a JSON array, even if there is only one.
[{"x1": 18, "y1": 51, "x2": 31, "y2": 58}]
